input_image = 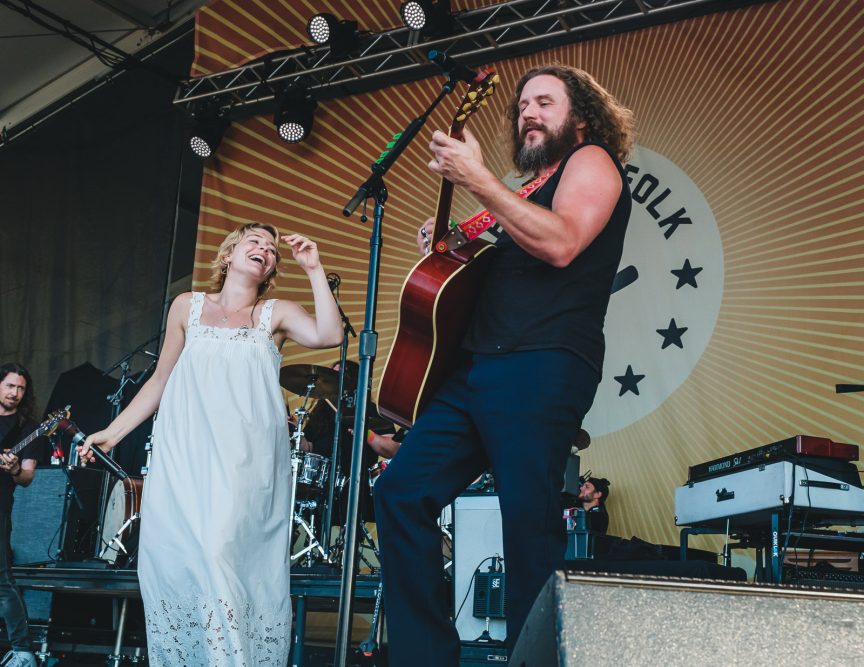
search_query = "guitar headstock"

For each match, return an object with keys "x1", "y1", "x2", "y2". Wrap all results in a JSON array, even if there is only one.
[
  {"x1": 449, "y1": 67, "x2": 499, "y2": 138},
  {"x1": 39, "y1": 406, "x2": 71, "y2": 438}
]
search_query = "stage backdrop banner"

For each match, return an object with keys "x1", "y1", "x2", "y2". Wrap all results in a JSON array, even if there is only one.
[{"x1": 190, "y1": 0, "x2": 864, "y2": 547}]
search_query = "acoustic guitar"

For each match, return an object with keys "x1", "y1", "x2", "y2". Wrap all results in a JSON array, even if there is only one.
[{"x1": 377, "y1": 68, "x2": 499, "y2": 428}]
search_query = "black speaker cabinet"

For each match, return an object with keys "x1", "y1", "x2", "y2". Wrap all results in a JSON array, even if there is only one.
[
  {"x1": 10, "y1": 466, "x2": 107, "y2": 621},
  {"x1": 11, "y1": 467, "x2": 68, "y2": 565},
  {"x1": 511, "y1": 570, "x2": 864, "y2": 665},
  {"x1": 11, "y1": 466, "x2": 67, "y2": 621}
]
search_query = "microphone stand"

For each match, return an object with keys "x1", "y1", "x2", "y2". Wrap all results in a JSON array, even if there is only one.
[
  {"x1": 322, "y1": 287, "x2": 357, "y2": 560},
  {"x1": 333, "y1": 72, "x2": 462, "y2": 667},
  {"x1": 94, "y1": 336, "x2": 159, "y2": 559}
]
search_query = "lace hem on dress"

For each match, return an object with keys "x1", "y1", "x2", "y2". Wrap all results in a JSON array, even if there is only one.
[{"x1": 145, "y1": 595, "x2": 291, "y2": 667}]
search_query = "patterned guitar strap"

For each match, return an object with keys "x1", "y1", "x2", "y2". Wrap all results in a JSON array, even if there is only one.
[{"x1": 434, "y1": 169, "x2": 556, "y2": 254}]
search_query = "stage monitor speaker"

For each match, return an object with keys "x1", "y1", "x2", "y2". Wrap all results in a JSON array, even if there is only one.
[
  {"x1": 511, "y1": 571, "x2": 864, "y2": 665},
  {"x1": 453, "y1": 494, "x2": 506, "y2": 644}
]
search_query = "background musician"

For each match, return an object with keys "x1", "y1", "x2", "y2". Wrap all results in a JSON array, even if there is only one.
[{"x1": 0, "y1": 363, "x2": 43, "y2": 667}]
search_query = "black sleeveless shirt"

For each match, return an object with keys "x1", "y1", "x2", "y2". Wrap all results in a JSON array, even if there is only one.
[{"x1": 462, "y1": 141, "x2": 631, "y2": 373}]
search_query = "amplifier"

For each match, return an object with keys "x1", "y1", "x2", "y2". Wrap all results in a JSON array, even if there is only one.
[{"x1": 453, "y1": 494, "x2": 506, "y2": 643}]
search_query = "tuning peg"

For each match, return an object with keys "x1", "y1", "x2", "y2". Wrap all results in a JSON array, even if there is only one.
[
  {"x1": 467, "y1": 91, "x2": 477, "y2": 101},
  {"x1": 479, "y1": 99, "x2": 488, "y2": 106},
  {"x1": 492, "y1": 74, "x2": 501, "y2": 84},
  {"x1": 462, "y1": 103, "x2": 473, "y2": 112},
  {"x1": 456, "y1": 113, "x2": 467, "y2": 122}
]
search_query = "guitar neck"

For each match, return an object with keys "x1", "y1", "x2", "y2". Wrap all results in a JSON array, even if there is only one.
[
  {"x1": 10, "y1": 426, "x2": 43, "y2": 457},
  {"x1": 429, "y1": 68, "x2": 497, "y2": 243},
  {"x1": 432, "y1": 127, "x2": 462, "y2": 241}
]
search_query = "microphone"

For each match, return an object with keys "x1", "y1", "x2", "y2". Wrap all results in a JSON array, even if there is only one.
[
  {"x1": 327, "y1": 273, "x2": 341, "y2": 292},
  {"x1": 66, "y1": 424, "x2": 128, "y2": 479},
  {"x1": 427, "y1": 50, "x2": 477, "y2": 84}
]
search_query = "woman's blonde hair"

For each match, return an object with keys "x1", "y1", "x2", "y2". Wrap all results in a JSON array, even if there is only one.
[{"x1": 210, "y1": 223, "x2": 281, "y2": 297}]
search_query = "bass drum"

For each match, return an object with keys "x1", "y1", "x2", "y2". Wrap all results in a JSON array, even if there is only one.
[{"x1": 99, "y1": 476, "x2": 144, "y2": 566}]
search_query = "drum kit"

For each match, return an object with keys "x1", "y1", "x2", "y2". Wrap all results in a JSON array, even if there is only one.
[{"x1": 280, "y1": 363, "x2": 392, "y2": 569}]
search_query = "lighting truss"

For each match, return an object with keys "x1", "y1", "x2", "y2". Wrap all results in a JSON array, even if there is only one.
[{"x1": 173, "y1": 0, "x2": 768, "y2": 115}]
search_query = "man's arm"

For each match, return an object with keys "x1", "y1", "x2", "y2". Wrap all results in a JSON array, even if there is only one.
[
  {"x1": 428, "y1": 129, "x2": 622, "y2": 267},
  {"x1": 13, "y1": 458, "x2": 37, "y2": 487}
]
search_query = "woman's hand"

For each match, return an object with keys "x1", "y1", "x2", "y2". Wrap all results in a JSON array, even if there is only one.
[
  {"x1": 282, "y1": 234, "x2": 321, "y2": 273},
  {"x1": 77, "y1": 430, "x2": 119, "y2": 463}
]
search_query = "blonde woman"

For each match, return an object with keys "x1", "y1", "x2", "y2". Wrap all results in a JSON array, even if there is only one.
[{"x1": 79, "y1": 223, "x2": 341, "y2": 666}]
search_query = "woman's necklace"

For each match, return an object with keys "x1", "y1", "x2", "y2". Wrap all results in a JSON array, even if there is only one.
[{"x1": 215, "y1": 297, "x2": 259, "y2": 327}]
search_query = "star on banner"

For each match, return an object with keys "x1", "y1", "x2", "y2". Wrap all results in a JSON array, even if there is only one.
[
  {"x1": 614, "y1": 365, "x2": 645, "y2": 396},
  {"x1": 671, "y1": 259, "x2": 703, "y2": 289},
  {"x1": 656, "y1": 318, "x2": 688, "y2": 349}
]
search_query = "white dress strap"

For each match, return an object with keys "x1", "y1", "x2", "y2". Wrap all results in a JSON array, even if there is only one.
[
  {"x1": 258, "y1": 299, "x2": 276, "y2": 334},
  {"x1": 188, "y1": 292, "x2": 205, "y2": 328}
]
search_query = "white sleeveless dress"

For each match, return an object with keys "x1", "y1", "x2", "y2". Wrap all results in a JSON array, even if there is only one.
[{"x1": 138, "y1": 292, "x2": 292, "y2": 666}]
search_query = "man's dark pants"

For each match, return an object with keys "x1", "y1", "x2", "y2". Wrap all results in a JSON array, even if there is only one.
[
  {"x1": 0, "y1": 508, "x2": 30, "y2": 651},
  {"x1": 375, "y1": 349, "x2": 598, "y2": 666}
]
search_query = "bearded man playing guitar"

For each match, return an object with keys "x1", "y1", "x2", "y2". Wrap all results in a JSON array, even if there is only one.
[
  {"x1": 0, "y1": 363, "x2": 43, "y2": 667},
  {"x1": 374, "y1": 65, "x2": 635, "y2": 665}
]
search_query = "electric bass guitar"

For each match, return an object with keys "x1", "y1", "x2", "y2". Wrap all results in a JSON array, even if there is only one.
[
  {"x1": 2, "y1": 407, "x2": 70, "y2": 461},
  {"x1": 377, "y1": 68, "x2": 499, "y2": 428}
]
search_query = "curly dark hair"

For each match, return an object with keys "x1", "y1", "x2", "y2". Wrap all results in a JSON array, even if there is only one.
[
  {"x1": 0, "y1": 362, "x2": 37, "y2": 425},
  {"x1": 506, "y1": 64, "x2": 635, "y2": 165}
]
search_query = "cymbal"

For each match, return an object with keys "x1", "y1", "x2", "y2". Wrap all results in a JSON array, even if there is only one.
[{"x1": 279, "y1": 364, "x2": 343, "y2": 400}]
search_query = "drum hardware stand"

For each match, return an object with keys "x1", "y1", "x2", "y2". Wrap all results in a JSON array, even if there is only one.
[
  {"x1": 99, "y1": 510, "x2": 140, "y2": 561},
  {"x1": 291, "y1": 499, "x2": 326, "y2": 566},
  {"x1": 287, "y1": 380, "x2": 325, "y2": 566},
  {"x1": 329, "y1": 518, "x2": 380, "y2": 572}
]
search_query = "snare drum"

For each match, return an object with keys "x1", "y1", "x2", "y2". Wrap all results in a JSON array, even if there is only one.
[
  {"x1": 295, "y1": 452, "x2": 330, "y2": 489},
  {"x1": 100, "y1": 476, "x2": 144, "y2": 564},
  {"x1": 367, "y1": 459, "x2": 390, "y2": 494}
]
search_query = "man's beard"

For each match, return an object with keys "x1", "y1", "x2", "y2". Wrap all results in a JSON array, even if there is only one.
[
  {"x1": 0, "y1": 398, "x2": 20, "y2": 413},
  {"x1": 514, "y1": 118, "x2": 581, "y2": 175}
]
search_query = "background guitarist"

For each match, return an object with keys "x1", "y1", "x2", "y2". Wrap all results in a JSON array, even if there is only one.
[
  {"x1": 374, "y1": 65, "x2": 635, "y2": 665},
  {"x1": 0, "y1": 362, "x2": 43, "y2": 667}
]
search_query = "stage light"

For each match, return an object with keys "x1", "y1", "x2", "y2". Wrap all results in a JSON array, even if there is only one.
[
  {"x1": 306, "y1": 13, "x2": 359, "y2": 57},
  {"x1": 274, "y1": 87, "x2": 317, "y2": 144},
  {"x1": 307, "y1": 12, "x2": 336, "y2": 44},
  {"x1": 188, "y1": 111, "x2": 229, "y2": 158},
  {"x1": 400, "y1": 1, "x2": 426, "y2": 30},
  {"x1": 400, "y1": 0, "x2": 453, "y2": 35}
]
